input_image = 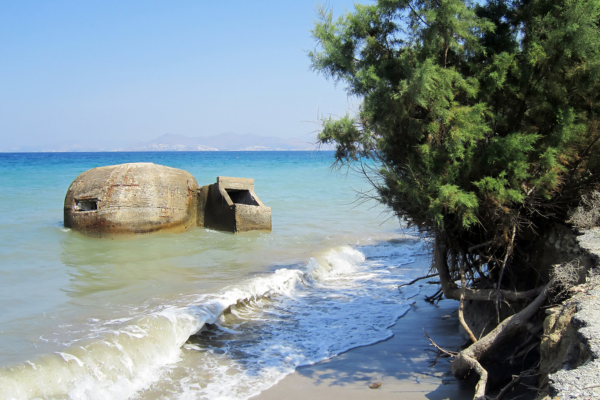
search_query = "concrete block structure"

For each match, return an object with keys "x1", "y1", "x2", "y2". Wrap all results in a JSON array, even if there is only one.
[
  {"x1": 198, "y1": 176, "x2": 272, "y2": 233},
  {"x1": 64, "y1": 163, "x2": 199, "y2": 236},
  {"x1": 64, "y1": 163, "x2": 271, "y2": 236}
]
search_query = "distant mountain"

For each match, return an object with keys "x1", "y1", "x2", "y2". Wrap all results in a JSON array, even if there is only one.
[
  {"x1": 128, "y1": 133, "x2": 318, "y2": 151},
  {"x1": 0, "y1": 133, "x2": 330, "y2": 152},
  {"x1": 133, "y1": 143, "x2": 219, "y2": 152}
]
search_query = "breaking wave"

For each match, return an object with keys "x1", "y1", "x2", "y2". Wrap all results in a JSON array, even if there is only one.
[{"x1": 0, "y1": 238, "x2": 428, "y2": 400}]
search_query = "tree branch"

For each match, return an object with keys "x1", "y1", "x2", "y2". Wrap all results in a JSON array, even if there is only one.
[
  {"x1": 398, "y1": 273, "x2": 439, "y2": 289},
  {"x1": 497, "y1": 225, "x2": 517, "y2": 322},
  {"x1": 424, "y1": 329, "x2": 458, "y2": 357},
  {"x1": 407, "y1": 1, "x2": 430, "y2": 27},
  {"x1": 468, "y1": 240, "x2": 494, "y2": 252}
]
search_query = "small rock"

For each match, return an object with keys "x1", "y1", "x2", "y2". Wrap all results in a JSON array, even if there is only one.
[{"x1": 369, "y1": 382, "x2": 381, "y2": 389}]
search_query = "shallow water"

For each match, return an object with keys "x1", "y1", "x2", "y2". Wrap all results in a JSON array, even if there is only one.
[{"x1": 0, "y1": 152, "x2": 428, "y2": 399}]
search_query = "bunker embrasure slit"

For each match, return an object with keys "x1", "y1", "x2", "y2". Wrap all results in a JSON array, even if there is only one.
[
  {"x1": 226, "y1": 189, "x2": 259, "y2": 206},
  {"x1": 75, "y1": 198, "x2": 98, "y2": 211}
]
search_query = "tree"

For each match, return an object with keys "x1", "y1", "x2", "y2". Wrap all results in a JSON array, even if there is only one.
[{"x1": 311, "y1": 0, "x2": 600, "y2": 397}]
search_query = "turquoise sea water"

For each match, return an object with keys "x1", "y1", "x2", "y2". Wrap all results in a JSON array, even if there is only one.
[{"x1": 0, "y1": 151, "x2": 427, "y2": 399}]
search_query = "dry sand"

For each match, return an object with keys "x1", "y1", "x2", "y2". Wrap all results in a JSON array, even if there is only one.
[{"x1": 254, "y1": 256, "x2": 474, "y2": 400}]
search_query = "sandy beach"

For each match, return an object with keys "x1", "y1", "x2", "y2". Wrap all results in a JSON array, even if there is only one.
[{"x1": 255, "y1": 256, "x2": 473, "y2": 400}]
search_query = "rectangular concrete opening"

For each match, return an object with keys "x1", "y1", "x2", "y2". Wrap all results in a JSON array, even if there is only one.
[
  {"x1": 75, "y1": 198, "x2": 98, "y2": 211},
  {"x1": 225, "y1": 189, "x2": 259, "y2": 206}
]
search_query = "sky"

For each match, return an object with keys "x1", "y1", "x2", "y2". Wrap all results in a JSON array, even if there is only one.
[{"x1": 0, "y1": 1, "x2": 363, "y2": 151}]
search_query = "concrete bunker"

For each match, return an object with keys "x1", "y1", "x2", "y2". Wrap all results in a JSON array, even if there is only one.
[
  {"x1": 64, "y1": 163, "x2": 271, "y2": 236},
  {"x1": 198, "y1": 177, "x2": 272, "y2": 233},
  {"x1": 75, "y1": 198, "x2": 99, "y2": 211},
  {"x1": 226, "y1": 189, "x2": 259, "y2": 206},
  {"x1": 64, "y1": 163, "x2": 200, "y2": 236}
]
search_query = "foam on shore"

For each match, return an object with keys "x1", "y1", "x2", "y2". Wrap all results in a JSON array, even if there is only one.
[{"x1": 0, "y1": 238, "x2": 427, "y2": 400}]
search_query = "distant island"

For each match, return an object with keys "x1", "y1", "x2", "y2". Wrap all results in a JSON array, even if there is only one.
[
  {"x1": 127, "y1": 133, "x2": 322, "y2": 152},
  {"x1": 1, "y1": 133, "x2": 332, "y2": 152}
]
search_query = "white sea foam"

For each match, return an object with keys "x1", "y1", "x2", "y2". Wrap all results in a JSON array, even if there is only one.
[{"x1": 0, "y1": 238, "x2": 426, "y2": 400}]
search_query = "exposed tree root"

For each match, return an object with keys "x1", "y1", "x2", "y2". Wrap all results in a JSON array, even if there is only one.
[
  {"x1": 447, "y1": 285, "x2": 543, "y2": 302},
  {"x1": 451, "y1": 286, "x2": 549, "y2": 378},
  {"x1": 509, "y1": 325, "x2": 542, "y2": 365},
  {"x1": 493, "y1": 368, "x2": 539, "y2": 400},
  {"x1": 434, "y1": 239, "x2": 545, "y2": 302},
  {"x1": 493, "y1": 375, "x2": 521, "y2": 400},
  {"x1": 452, "y1": 286, "x2": 548, "y2": 399},
  {"x1": 430, "y1": 234, "x2": 551, "y2": 399},
  {"x1": 461, "y1": 354, "x2": 489, "y2": 400},
  {"x1": 511, "y1": 341, "x2": 539, "y2": 364},
  {"x1": 460, "y1": 265, "x2": 478, "y2": 343}
]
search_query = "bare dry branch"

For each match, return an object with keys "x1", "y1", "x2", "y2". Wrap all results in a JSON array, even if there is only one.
[
  {"x1": 398, "y1": 273, "x2": 439, "y2": 289},
  {"x1": 423, "y1": 329, "x2": 458, "y2": 357},
  {"x1": 424, "y1": 287, "x2": 444, "y2": 303}
]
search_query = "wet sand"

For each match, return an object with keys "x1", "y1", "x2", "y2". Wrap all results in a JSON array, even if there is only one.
[{"x1": 255, "y1": 256, "x2": 474, "y2": 400}]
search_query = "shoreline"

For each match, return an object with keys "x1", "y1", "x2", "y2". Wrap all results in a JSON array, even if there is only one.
[{"x1": 254, "y1": 256, "x2": 473, "y2": 400}]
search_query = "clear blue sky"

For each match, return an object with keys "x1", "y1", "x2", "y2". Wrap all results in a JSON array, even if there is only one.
[{"x1": 0, "y1": 1, "x2": 362, "y2": 151}]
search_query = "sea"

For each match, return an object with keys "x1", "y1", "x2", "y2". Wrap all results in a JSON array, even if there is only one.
[{"x1": 0, "y1": 151, "x2": 430, "y2": 400}]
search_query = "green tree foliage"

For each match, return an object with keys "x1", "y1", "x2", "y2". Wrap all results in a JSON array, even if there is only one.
[{"x1": 311, "y1": 0, "x2": 600, "y2": 263}]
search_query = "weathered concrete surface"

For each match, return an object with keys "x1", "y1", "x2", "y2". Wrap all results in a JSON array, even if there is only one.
[
  {"x1": 64, "y1": 163, "x2": 198, "y2": 236},
  {"x1": 543, "y1": 228, "x2": 600, "y2": 399},
  {"x1": 65, "y1": 165, "x2": 272, "y2": 235},
  {"x1": 201, "y1": 176, "x2": 272, "y2": 233}
]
